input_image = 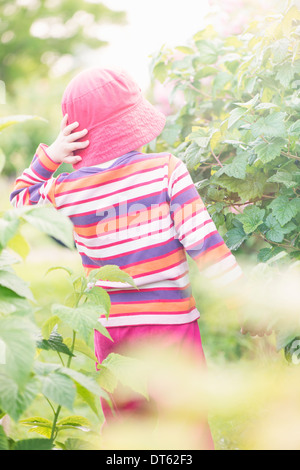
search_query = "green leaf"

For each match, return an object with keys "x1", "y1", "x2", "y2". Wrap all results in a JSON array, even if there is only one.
[
  {"x1": 272, "y1": 38, "x2": 289, "y2": 63},
  {"x1": 60, "y1": 367, "x2": 108, "y2": 399},
  {"x1": 288, "y1": 120, "x2": 300, "y2": 136},
  {"x1": 234, "y1": 93, "x2": 259, "y2": 109},
  {"x1": 238, "y1": 206, "x2": 265, "y2": 234},
  {"x1": 20, "y1": 417, "x2": 53, "y2": 439},
  {"x1": 218, "y1": 172, "x2": 266, "y2": 202},
  {"x1": 0, "y1": 286, "x2": 31, "y2": 316},
  {"x1": 0, "y1": 317, "x2": 37, "y2": 386},
  {"x1": 175, "y1": 45, "x2": 195, "y2": 54},
  {"x1": 224, "y1": 226, "x2": 247, "y2": 251},
  {"x1": 0, "y1": 250, "x2": 20, "y2": 269},
  {"x1": 57, "y1": 437, "x2": 96, "y2": 451},
  {"x1": 251, "y1": 112, "x2": 287, "y2": 139},
  {"x1": 0, "y1": 149, "x2": 5, "y2": 175},
  {"x1": 0, "y1": 426, "x2": 9, "y2": 450},
  {"x1": 57, "y1": 415, "x2": 91, "y2": 431},
  {"x1": 265, "y1": 214, "x2": 285, "y2": 243},
  {"x1": 184, "y1": 143, "x2": 207, "y2": 170},
  {"x1": 269, "y1": 196, "x2": 299, "y2": 226},
  {"x1": 88, "y1": 265, "x2": 137, "y2": 289},
  {"x1": 45, "y1": 265, "x2": 73, "y2": 277},
  {"x1": 6, "y1": 232, "x2": 30, "y2": 260},
  {"x1": 37, "y1": 326, "x2": 75, "y2": 357},
  {"x1": 254, "y1": 138, "x2": 286, "y2": 163},
  {"x1": 195, "y1": 40, "x2": 218, "y2": 64},
  {"x1": 64, "y1": 337, "x2": 97, "y2": 362},
  {"x1": 0, "y1": 374, "x2": 39, "y2": 421},
  {"x1": 223, "y1": 152, "x2": 249, "y2": 179},
  {"x1": 194, "y1": 66, "x2": 218, "y2": 79},
  {"x1": 96, "y1": 366, "x2": 118, "y2": 394},
  {"x1": 12, "y1": 438, "x2": 53, "y2": 451},
  {"x1": 161, "y1": 124, "x2": 181, "y2": 146},
  {"x1": 267, "y1": 170, "x2": 298, "y2": 189},
  {"x1": 100, "y1": 353, "x2": 148, "y2": 399},
  {"x1": 85, "y1": 286, "x2": 111, "y2": 318},
  {"x1": 228, "y1": 107, "x2": 248, "y2": 129},
  {"x1": 37, "y1": 368, "x2": 76, "y2": 410},
  {"x1": 153, "y1": 61, "x2": 168, "y2": 83},
  {"x1": 0, "y1": 269, "x2": 34, "y2": 300},
  {"x1": 275, "y1": 63, "x2": 296, "y2": 88},
  {"x1": 21, "y1": 206, "x2": 75, "y2": 250},
  {"x1": 0, "y1": 115, "x2": 46, "y2": 133},
  {"x1": 0, "y1": 217, "x2": 20, "y2": 249},
  {"x1": 75, "y1": 383, "x2": 102, "y2": 418},
  {"x1": 52, "y1": 304, "x2": 111, "y2": 343}
]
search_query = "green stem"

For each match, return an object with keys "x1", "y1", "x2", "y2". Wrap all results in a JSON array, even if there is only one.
[{"x1": 49, "y1": 329, "x2": 77, "y2": 442}]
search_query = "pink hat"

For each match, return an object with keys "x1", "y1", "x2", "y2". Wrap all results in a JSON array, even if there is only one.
[{"x1": 61, "y1": 67, "x2": 166, "y2": 169}]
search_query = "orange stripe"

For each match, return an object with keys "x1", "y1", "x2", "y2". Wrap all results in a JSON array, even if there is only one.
[
  {"x1": 194, "y1": 242, "x2": 230, "y2": 270},
  {"x1": 125, "y1": 247, "x2": 187, "y2": 278},
  {"x1": 55, "y1": 155, "x2": 169, "y2": 195},
  {"x1": 173, "y1": 199, "x2": 205, "y2": 228},
  {"x1": 37, "y1": 145, "x2": 60, "y2": 172},
  {"x1": 14, "y1": 181, "x2": 30, "y2": 191},
  {"x1": 83, "y1": 247, "x2": 187, "y2": 278},
  {"x1": 168, "y1": 154, "x2": 179, "y2": 180},
  {"x1": 109, "y1": 297, "x2": 196, "y2": 315}
]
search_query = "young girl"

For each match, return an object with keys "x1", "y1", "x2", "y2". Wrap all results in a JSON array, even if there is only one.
[{"x1": 10, "y1": 67, "x2": 243, "y2": 449}]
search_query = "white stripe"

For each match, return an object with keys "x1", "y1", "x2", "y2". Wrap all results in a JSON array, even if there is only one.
[
  {"x1": 55, "y1": 166, "x2": 167, "y2": 206},
  {"x1": 214, "y1": 264, "x2": 243, "y2": 287},
  {"x1": 58, "y1": 179, "x2": 167, "y2": 217},
  {"x1": 171, "y1": 172, "x2": 193, "y2": 198},
  {"x1": 23, "y1": 169, "x2": 45, "y2": 183},
  {"x1": 182, "y1": 220, "x2": 216, "y2": 248},
  {"x1": 98, "y1": 308, "x2": 200, "y2": 327},
  {"x1": 93, "y1": 271, "x2": 191, "y2": 291},
  {"x1": 178, "y1": 210, "x2": 212, "y2": 236},
  {"x1": 76, "y1": 226, "x2": 176, "y2": 259},
  {"x1": 89, "y1": 262, "x2": 190, "y2": 290},
  {"x1": 75, "y1": 215, "x2": 174, "y2": 248},
  {"x1": 204, "y1": 254, "x2": 237, "y2": 279}
]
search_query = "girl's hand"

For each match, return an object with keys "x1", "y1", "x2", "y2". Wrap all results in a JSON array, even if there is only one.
[{"x1": 46, "y1": 114, "x2": 89, "y2": 165}]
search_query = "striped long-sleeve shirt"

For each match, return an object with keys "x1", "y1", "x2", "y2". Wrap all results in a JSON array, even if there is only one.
[{"x1": 10, "y1": 144, "x2": 243, "y2": 327}]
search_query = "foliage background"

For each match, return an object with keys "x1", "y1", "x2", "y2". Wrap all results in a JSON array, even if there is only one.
[{"x1": 1, "y1": 0, "x2": 300, "y2": 451}]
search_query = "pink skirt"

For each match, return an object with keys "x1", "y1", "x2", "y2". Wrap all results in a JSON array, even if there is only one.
[{"x1": 94, "y1": 320, "x2": 214, "y2": 450}]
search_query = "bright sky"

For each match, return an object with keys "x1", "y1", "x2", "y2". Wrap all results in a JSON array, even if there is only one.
[{"x1": 85, "y1": 0, "x2": 211, "y2": 91}]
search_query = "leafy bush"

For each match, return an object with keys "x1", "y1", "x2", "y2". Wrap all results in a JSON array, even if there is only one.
[
  {"x1": 0, "y1": 117, "x2": 143, "y2": 450},
  {"x1": 150, "y1": 0, "x2": 300, "y2": 263}
]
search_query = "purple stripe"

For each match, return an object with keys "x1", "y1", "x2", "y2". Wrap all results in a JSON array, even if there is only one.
[
  {"x1": 186, "y1": 232, "x2": 224, "y2": 256},
  {"x1": 108, "y1": 286, "x2": 192, "y2": 303},
  {"x1": 78, "y1": 237, "x2": 182, "y2": 267},
  {"x1": 68, "y1": 191, "x2": 168, "y2": 225},
  {"x1": 171, "y1": 186, "x2": 199, "y2": 209},
  {"x1": 31, "y1": 160, "x2": 54, "y2": 179}
]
